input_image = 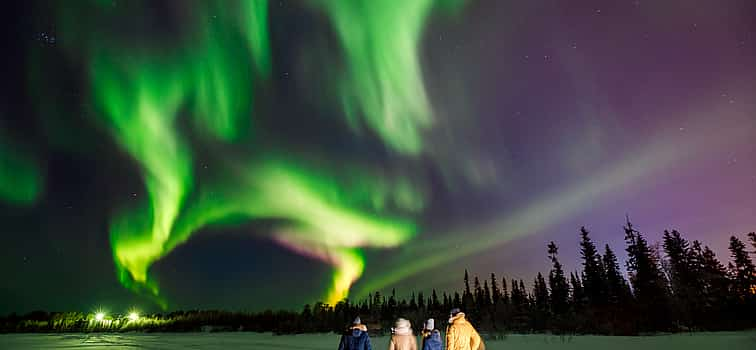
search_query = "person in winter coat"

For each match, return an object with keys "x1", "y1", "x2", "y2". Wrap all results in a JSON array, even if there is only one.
[
  {"x1": 388, "y1": 318, "x2": 417, "y2": 350},
  {"x1": 420, "y1": 318, "x2": 443, "y2": 350},
  {"x1": 339, "y1": 317, "x2": 372, "y2": 350},
  {"x1": 445, "y1": 309, "x2": 483, "y2": 350}
]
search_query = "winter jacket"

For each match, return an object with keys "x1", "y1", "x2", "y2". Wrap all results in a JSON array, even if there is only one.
[
  {"x1": 445, "y1": 313, "x2": 483, "y2": 350},
  {"x1": 388, "y1": 333, "x2": 417, "y2": 350},
  {"x1": 421, "y1": 330, "x2": 443, "y2": 350},
  {"x1": 338, "y1": 327, "x2": 372, "y2": 350}
]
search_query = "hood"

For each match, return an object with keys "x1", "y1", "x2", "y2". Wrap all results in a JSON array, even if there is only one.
[
  {"x1": 449, "y1": 312, "x2": 466, "y2": 325},
  {"x1": 392, "y1": 318, "x2": 412, "y2": 335},
  {"x1": 350, "y1": 328, "x2": 365, "y2": 337}
]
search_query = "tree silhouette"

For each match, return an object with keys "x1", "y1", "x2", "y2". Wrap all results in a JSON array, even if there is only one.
[
  {"x1": 625, "y1": 220, "x2": 670, "y2": 331},
  {"x1": 728, "y1": 236, "x2": 755, "y2": 299},
  {"x1": 580, "y1": 227, "x2": 607, "y2": 306},
  {"x1": 3, "y1": 220, "x2": 755, "y2": 336},
  {"x1": 547, "y1": 241, "x2": 569, "y2": 316}
]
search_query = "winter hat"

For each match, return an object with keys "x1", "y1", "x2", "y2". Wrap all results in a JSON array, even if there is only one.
[
  {"x1": 352, "y1": 316, "x2": 361, "y2": 325},
  {"x1": 424, "y1": 318, "x2": 435, "y2": 331},
  {"x1": 449, "y1": 308, "x2": 461, "y2": 317},
  {"x1": 392, "y1": 318, "x2": 412, "y2": 335}
]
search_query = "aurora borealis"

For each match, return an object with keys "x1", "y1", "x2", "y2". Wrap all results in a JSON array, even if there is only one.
[{"x1": 1, "y1": 0, "x2": 755, "y2": 314}]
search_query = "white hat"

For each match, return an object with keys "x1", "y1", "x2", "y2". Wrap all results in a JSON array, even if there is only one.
[
  {"x1": 424, "y1": 318, "x2": 435, "y2": 331},
  {"x1": 392, "y1": 318, "x2": 412, "y2": 335}
]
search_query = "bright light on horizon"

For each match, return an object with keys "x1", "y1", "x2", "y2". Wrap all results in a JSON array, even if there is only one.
[
  {"x1": 128, "y1": 312, "x2": 139, "y2": 321},
  {"x1": 94, "y1": 312, "x2": 105, "y2": 321}
]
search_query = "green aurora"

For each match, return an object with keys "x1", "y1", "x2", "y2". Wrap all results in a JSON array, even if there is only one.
[
  {"x1": 314, "y1": 0, "x2": 465, "y2": 155},
  {"x1": 0, "y1": 136, "x2": 43, "y2": 205},
  {"x1": 54, "y1": 0, "x2": 464, "y2": 307}
]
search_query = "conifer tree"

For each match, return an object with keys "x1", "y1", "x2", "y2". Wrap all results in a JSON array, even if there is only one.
[
  {"x1": 453, "y1": 292, "x2": 462, "y2": 308},
  {"x1": 625, "y1": 220, "x2": 670, "y2": 330},
  {"x1": 501, "y1": 277, "x2": 509, "y2": 305},
  {"x1": 728, "y1": 236, "x2": 756, "y2": 299},
  {"x1": 474, "y1": 276, "x2": 483, "y2": 305},
  {"x1": 463, "y1": 270, "x2": 475, "y2": 311},
  {"x1": 570, "y1": 272, "x2": 585, "y2": 308},
  {"x1": 663, "y1": 230, "x2": 699, "y2": 327},
  {"x1": 603, "y1": 244, "x2": 631, "y2": 307},
  {"x1": 534, "y1": 272, "x2": 549, "y2": 311},
  {"x1": 464, "y1": 269, "x2": 472, "y2": 296},
  {"x1": 547, "y1": 241, "x2": 569, "y2": 315},
  {"x1": 491, "y1": 273, "x2": 501, "y2": 305},
  {"x1": 580, "y1": 227, "x2": 607, "y2": 305},
  {"x1": 483, "y1": 280, "x2": 492, "y2": 307}
]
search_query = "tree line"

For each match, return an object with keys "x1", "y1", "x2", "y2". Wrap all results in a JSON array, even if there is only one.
[{"x1": 2, "y1": 221, "x2": 754, "y2": 335}]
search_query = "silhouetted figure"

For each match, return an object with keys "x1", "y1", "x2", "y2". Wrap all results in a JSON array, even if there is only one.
[
  {"x1": 389, "y1": 318, "x2": 417, "y2": 350},
  {"x1": 421, "y1": 318, "x2": 442, "y2": 350},
  {"x1": 446, "y1": 308, "x2": 483, "y2": 350},
  {"x1": 338, "y1": 317, "x2": 372, "y2": 350}
]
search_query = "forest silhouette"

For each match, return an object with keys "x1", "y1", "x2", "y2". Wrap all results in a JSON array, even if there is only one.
[{"x1": 3, "y1": 221, "x2": 755, "y2": 336}]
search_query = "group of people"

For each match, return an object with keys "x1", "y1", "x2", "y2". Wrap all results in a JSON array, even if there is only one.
[{"x1": 338, "y1": 308, "x2": 484, "y2": 350}]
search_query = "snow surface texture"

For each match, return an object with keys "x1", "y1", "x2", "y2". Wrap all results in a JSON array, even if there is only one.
[{"x1": 1, "y1": 332, "x2": 755, "y2": 349}]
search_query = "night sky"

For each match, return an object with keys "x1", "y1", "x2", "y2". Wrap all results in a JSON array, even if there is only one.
[{"x1": 1, "y1": 0, "x2": 755, "y2": 315}]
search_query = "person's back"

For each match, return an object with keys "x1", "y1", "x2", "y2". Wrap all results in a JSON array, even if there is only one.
[
  {"x1": 389, "y1": 318, "x2": 417, "y2": 350},
  {"x1": 389, "y1": 333, "x2": 417, "y2": 350},
  {"x1": 446, "y1": 309, "x2": 483, "y2": 350},
  {"x1": 339, "y1": 317, "x2": 372, "y2": 350},
  {"x1": 420, "y1": 318, "x2": 442, "y2": 350},
  {"x1": 421, "y1": 329, "x2": 442, "y2": 350}
]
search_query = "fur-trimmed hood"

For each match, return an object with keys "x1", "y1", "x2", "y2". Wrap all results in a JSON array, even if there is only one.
[{"x1": 448, "y1": 312, "x2": 466, "y2": 325}]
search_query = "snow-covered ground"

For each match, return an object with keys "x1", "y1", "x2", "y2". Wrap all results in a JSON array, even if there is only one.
[{"x1": 1, "y1": 331, "x2": 754, "y2": 349}]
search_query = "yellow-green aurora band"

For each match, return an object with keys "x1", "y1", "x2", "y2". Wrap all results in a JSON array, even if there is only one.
[{"x1": 81, "y1": 0, "x2": 462, "y2": 307}]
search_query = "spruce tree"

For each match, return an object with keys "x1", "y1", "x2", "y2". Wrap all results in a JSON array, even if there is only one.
[
  {"x1": 491, "y1": 273, "x2": 501, "y2": 305},
  {"x1": 663, "y1": 230, "x2": 699, "y2": 327},
  {"x1": 580, "y1": 227, "x2": 607, "y2": 305},
  {"x1": 474, "y1": 276, "x2": 483, "y2": 306},
  {"x1": 464, "y1": 270, "x2": 472, "y2": 296},
  {"x1": 519, "y1": 280, "x2": 529, "y2": 306},
  {"x1": 501, "y1": 277, "x2": 509, "y2": 305},
  {"x1": 624, "y1": 220, "x2": 670, "y2": 331},
  {"x1": 532, "y1": 272, "x2": 550, "y2": 330},
  {"x1": 570, "y1": 272, "x2": 585, "y2": 308},
  {"x1": 663, "y1": 230, "x2": 694, "y2": 295},
  {"x1": 603, "y1": 244, "x2": 631, "y2": 306},
  {"x1": 547, "y1": 241, "x2": 569, "y2": 316},
  {"x1": 483, "y1": 280, "x2": 492, "y2": 307},
  {"x1": 463, "y1": 270, "x2": 475, "y2": 312},
  {"x1": 511, "y1": 279, "x2": 522, "y2": 306},
  {"x1": 728, "y1": 236, "x2": 756, "y2": 299},
  {"x1": 690, "y1": 241, "x2": 728, "y2": 328}
]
